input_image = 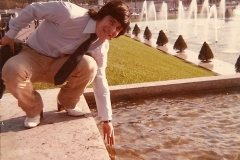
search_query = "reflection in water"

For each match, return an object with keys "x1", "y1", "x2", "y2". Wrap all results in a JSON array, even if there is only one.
[
  {"x1": 91, "y1": 89, "x2": 240, "y2": 160},
  {"x1": 106, "y1": 145, "x2": 116, "y2": 159}
]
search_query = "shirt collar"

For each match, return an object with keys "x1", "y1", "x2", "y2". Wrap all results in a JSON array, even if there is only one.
[{"x1": 83, "y1": 18, "x2": 96, "y2": 34}]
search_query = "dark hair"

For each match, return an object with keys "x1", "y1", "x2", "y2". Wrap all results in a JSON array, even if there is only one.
[{"x1": 88, "y1": 0, "x2": 131, "y2": 37}]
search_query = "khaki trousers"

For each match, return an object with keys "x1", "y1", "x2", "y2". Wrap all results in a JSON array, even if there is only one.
[{"x1": 2, "y1": 45, "x2": 97, "y2": 118}]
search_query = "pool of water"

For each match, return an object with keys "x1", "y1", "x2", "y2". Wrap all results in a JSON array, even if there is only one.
[{"x1": 91, "y1": 89, "x2": 240, "y2": 160}]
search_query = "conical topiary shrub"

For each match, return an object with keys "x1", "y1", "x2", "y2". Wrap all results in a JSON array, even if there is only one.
[
  {"x1": 198, "y1": 41, "x2": 214, "y2": 62},
  {"x1": 132, "y1": 24, "x2": 140, "y2": 37},
  {"x1": 235, "y1": 55, "x2": 240, "y2": 73},
  {"x1": 156, "y1": 30, "x2": 168, "y2": 46},
  {"x1": 225, "y1": 8, "x2": 232, "y2": 18},
  {"x1": 173, "y1": 35, "x2": 187, "y2": 53},
  {"x1": 143, "y1": 26, "x2": 152, "y2": 40}
]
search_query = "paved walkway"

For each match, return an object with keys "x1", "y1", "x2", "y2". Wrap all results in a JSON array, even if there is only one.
[
  {"x1": 15, "y1": 22, "x2": 35, "y2": 41},
  {"x1": 0, "y1": 89, "x2": 109, "y2": 160}
]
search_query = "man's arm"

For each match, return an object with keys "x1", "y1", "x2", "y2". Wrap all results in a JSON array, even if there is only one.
[
  {"x1": 91, "y1": 40, "x2": 115, "y2": 145},
  {"x1": 6, "y1": 1, "x2": 72, "y2": 39},
  {"x1": 2, "y1": 1, "x2": 72, "y2": 51}
]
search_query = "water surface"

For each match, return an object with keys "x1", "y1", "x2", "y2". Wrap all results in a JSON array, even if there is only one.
[{"x1": 91, "y1": 89, "x2": 240, "y2": 160}]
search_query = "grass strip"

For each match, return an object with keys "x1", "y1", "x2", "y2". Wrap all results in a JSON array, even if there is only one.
[
  {"x1": 106, "y1": 36, "x2": 215, "y2": 85},
  {"x1": 32, "y1": 36, "x2": 215, "y2": 90}
]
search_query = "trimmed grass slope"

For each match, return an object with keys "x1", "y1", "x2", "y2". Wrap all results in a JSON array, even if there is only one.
[
  {"x1": 33, "y1": 36, "x2": 215, "y2": 90},
  {"x1": 106, "y1": 36, "x2": 215, "y2": 85}
]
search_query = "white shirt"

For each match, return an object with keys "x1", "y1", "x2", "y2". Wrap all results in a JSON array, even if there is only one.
[{"x1": 6, "y1": 1, "x2": 112, "y2": 121}]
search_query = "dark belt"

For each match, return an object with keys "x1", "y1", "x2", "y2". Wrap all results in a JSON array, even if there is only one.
[{"x1": 0, "y1": 41, "x2": 23, "y2": 99}]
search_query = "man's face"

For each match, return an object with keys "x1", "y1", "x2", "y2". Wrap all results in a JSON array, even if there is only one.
[{"x1": 96, "y1": 15, "x2": 123, "y2": 40}]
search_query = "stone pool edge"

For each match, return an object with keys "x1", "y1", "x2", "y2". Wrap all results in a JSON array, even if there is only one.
[{"x1": 84, "y1": 74, "x2": 240, "y2": 105}]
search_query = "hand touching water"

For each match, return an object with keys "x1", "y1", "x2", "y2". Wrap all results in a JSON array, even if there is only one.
[{"x1": 103, "y1": 122, "x2": 115, "y2": 146}]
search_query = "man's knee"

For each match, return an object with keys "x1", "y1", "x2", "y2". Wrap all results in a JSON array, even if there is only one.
[
  {"x1": 2, "y1": 57, "x2": 30, "y2": 82},
  {"x1": 77, "y1": 55, "x2": 97, "y2": 77}
]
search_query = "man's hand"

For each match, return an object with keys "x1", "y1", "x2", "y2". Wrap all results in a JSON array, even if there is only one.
[
  {"x1": 103, "y1": 122, "x2": 115, "y2": 146},
  {"x1": 0, "y1": 35, "x2": 15, "y2": 52}
]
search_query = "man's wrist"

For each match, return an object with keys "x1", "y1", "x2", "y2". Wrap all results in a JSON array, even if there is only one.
[{"x1": 103, "y1": 120, "x2": 111, "y2": 123}]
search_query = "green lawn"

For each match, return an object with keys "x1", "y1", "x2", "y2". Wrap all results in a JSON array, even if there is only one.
[
  {"x1": 106, "y1": 36, "x2": 215, "y2": 85},
  {"x1": 32, "y1": 36, "x2": 215, "y2": 90}
]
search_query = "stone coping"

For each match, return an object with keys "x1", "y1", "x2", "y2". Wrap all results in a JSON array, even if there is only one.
[{"x1": 84, "y1": 74, "x2": 240, "y2": 105}]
